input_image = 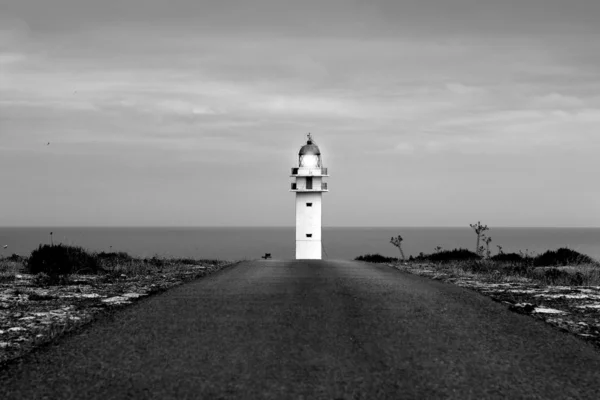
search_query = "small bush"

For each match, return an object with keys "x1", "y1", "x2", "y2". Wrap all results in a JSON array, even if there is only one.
[
  {"x1": 502, "y1": 263, "x2": 533, "y2": 276},
  {"x1": 145, "y1": 256, "x2": 166, "y2": 267},
  {"x1": 96, "y1": 251, "x2": 132, "y2": 262},
  {"x1": 28, "y1": 244, "x2": 102, "y2": 280},
  {"x1": 539, "y1": 268, "x2": 585, "y2": 285},
  {"x1": 491, "y1": 253, "x2": 524, "y2": 263},
  {"x1": 96, "y1": 251, "x2": 133, "y2": 272},
  {"x1": 533, "y1": 248, "x2": 594, "y2": 266},
  {"x1": 355, "y1": 254, "x2": 398, "y2": 263},
  {"x1": 413, "y1": 248, "x2": 481, "y2": 263},
  {"x1": 460, "y1": 260, "x2": 493, "y2": 274},
  {"x1": 1, "y1": 253, "x2": 26, "y2": 262},
  {"x1": 429, "y1": 248, "x2": 481, "y2": 263},
  {"x1": 33, "y1": 272, "x2": 61, "y2": 286}
]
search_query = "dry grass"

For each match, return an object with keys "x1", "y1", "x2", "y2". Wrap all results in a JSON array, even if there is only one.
[
  {"x1": 0, "y1": 253, "x2": 226, "y2": 286},
  {"x1": 0, "y1": 259, "x2": 23, "y2": 274},
  {"x1": 0, "y1": 259, "x2": 25, "y2": 283},
  {"x1": 410, "y1": 259, "x2": 600, "y2": 287}
]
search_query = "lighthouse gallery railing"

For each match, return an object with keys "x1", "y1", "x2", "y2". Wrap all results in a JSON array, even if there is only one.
[
  {"x1": 291, "y1": 167, "x2": 328, "y2": 175},
  {"x1": 291, "y1": 183, "x2": 328, "y2": 191}
]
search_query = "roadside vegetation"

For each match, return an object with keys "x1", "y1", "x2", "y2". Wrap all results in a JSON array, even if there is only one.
[
  {"x1": 1, "y1": 244, "x2": 225, "y2": 286},
  {"x1": 0, "y1": 244, "x2": 234, "y2": 367},
  {"x1": 356, "y1": 221, "x2": 600, "y2": 287},
  {"x1": 356, "y1": 247, "x2": 600, "y2": 286}
]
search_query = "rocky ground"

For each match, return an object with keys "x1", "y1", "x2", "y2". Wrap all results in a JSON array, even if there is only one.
[
  {"x1": 390, "y1": 263, "x2": 600, "y2": 350},
  {"x1": 0, "y1": 261, "x2": 237, "y2": 367}
]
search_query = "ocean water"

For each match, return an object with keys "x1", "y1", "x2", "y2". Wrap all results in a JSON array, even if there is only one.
[{"x1": 1, "y1": 227, "x2": 599, "y2": 262}]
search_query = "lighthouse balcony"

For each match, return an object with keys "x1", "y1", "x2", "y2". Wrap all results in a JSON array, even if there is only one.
[
  {"x1": 290, "y1": 182, "x2": 328, "y2": 192},
  {"x1": 290, "y1": 167, "x2": 328, "y2": 177}
]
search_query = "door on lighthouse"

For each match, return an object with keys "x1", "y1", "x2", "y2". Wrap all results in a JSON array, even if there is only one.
[{"x1": 306, "y1": 177, "x2": 313, "y2": 190}]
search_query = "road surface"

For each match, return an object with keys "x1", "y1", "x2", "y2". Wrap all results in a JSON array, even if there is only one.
[{"x1": 1, "y1": 259, "x2": 600, "y2": 399}]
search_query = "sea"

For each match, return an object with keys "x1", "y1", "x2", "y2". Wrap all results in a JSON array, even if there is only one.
[{"x1": 1, "y1": 227, "x2": 599, "y2": 262}]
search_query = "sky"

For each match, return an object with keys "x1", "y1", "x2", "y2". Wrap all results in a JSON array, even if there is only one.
[{"x1": 1, "y1": 0, "x2": 599, "y2": 227}]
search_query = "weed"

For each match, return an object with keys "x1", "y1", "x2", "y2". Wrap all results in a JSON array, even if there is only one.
[
  {"x1": 355, "y1": 254, "x2": 398, "y2": 263},
  {"x1": 469, "y1": 221, "x2": 489, "y2": 256},
  {"x1": 390, "y1": 235, "x2": 406, "y2": 262}
]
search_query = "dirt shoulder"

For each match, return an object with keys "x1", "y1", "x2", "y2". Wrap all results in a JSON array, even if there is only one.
[
  {"x1": 0, "y1": 261, "x2": 239, "y2": 368},
  {"x1": 389, "y1": 263, "x2": 600, "y2": 350}
]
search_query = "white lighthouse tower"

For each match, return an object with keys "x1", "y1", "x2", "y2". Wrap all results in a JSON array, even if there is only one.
[{"x1": 290, "y1": 134, "x2": 329, "y2": 260}]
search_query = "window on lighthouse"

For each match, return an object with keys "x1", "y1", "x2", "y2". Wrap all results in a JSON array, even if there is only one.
[
  {"x1": 306, "y1": 234, "x2": 313, "y2": 238},
  {"x1": 306, "y1": 203, "x2": 313, "y2": 207}
]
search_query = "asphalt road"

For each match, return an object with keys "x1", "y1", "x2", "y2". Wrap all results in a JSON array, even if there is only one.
[{"x1": 2, "y1": 259, "x2": 600, "y2": 399}]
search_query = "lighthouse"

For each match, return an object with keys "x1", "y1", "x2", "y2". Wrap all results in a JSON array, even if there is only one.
[{"x1": 290, "y1": 134, "x2": 329, "y2": 259}]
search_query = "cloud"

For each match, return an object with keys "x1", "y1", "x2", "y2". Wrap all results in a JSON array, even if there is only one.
[
  {"x1": 2, "y1": 4, "x2": 600, "y2": 158},
  {"x1": 445, "y1": 83, "x2": 485, "y2": 95},
  {"x1": 393, "y1": 142, "x2": 416, "y2": 155},
  {"x1": 530, "y1": 93, "x2": 588, "y2": 109}
]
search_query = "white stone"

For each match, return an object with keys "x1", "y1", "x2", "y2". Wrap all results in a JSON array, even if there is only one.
[
  {"x1": 122, "y1": 292, "x2": 145, "y2": 298},
  {"x1": 508, "y1": 289, "x2": 542, "y2": 294},
  {"x1": 79, "y1": 293, "x2": 101, "y2": 298},
  {"x1": 533, "y1": 307, "x2": 567, "y2": 314},
  {"x1": 534, "y1": 293, "x2": 599, "y2": 299},
  {"x1": 576, "y1": 303, "x2": 600, "y2": 309},
  {"x1": 101, "y1": 296, "x2": 131, "y2": 304}
]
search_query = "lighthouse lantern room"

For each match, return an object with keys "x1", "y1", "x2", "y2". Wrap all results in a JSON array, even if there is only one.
[{"x1": 290, "y1": 134, "x2": 329, "y2": 259}]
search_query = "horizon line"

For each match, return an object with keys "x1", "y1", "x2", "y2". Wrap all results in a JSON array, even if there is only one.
[{"x1": 2, "y1": 225, "x2": 600, "y2": 229}]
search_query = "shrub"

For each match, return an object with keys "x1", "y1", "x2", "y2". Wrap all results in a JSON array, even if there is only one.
[
  {"x1": 429, "y1": 248, "x2": 481, "y2": 263},
  {"x1": 96, "y1": 251, "x2": 133, "y2": 271},
  {"x1": 460, "y1": 260, "x2": 493, "y2": 274},
  {"x1": 146, "y1": 256, "x2": 165, "y2": 267},
  {"x1": 28, "y1": 244, "x2": 102, "y2": 280},
  {"x1": 3, "y1": 253, "x2": 25, "y2": 262},
  {"x1": 413, "y1": 248, "x2": 481, "y2": 263},
  {"x1": 502, "y1": 263, "x2": 533, "y2": 276},
  {"x1": 533, "y1": 248, "x2": 594, "y2": 266},
  {"x1": 33, "y1": 272, "x2": 61, "y2": 286},
  {"x1": 539, "y1": 268, "x2": 585, "y2": 285},
  {"x1": 355, "y1": 254, "x2": 398, "y2": 263},
  {"x1": 96, "y1": 251, "x2": 132, "y2": 262},
  {"x1": 491, "y1": 252, "x2": 524, "y2": 263}
]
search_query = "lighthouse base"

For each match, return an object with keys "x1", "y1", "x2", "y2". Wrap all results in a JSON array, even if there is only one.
[{"x1": 296, "y1": 241, "x2": 322, "y2": 260}]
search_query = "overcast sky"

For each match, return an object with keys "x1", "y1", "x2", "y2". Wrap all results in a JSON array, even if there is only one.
[{"x1": 1, "y1": 0, "x2": 599, "y2": 227}]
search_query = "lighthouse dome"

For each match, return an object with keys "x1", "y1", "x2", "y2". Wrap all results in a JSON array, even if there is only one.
[
  {"x1": 299, "y1": 134, "x2": 321, "y2": 155},
  {"x1": 297, "y1": 134, "x2": 322, "y2": 168},
  {"x1": 299, "y1": 143, "x2": 321, "y2": 156}
]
